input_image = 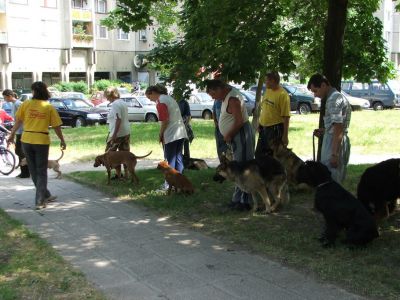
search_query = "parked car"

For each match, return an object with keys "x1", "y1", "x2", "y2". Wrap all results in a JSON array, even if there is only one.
[
  {"x1": 49, "y1": 98, "x2": 108, "y2": 127},
  {"x1": 341, "y1": 80, "x2": 399, "y2": 110},
  {"x1": 188, "y1": 92, "x2": 214, "y2": 119},
  {"x1": 91, "y1": 91, "x2": 107, "y2": 106},
  {"x1": 240, "y1": 90, "x2": 256, "y2": 116},
  {"x1": 19, "y1": 93, "x2": 33, "y2": 102},
  {"x1": 341, "y1": 91, "x2": 370, "y2": 111},
  {"x1": 250, "y1": 84, "x2": 320, "y2": 114},
  {"x1": 97, "y1": 95, "x2": 159, "y2": 122}
]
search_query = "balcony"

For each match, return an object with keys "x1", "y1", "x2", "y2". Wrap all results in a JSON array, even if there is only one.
[
  {"x1": 71, "y1": 8, "x2": 92, "y2": 21},
  {"x1": 0, "y1": 31, "x2": 7, "y2": 44},
  {"x1": 72, "y1": 22, "x2": 93, "y2": 48}
]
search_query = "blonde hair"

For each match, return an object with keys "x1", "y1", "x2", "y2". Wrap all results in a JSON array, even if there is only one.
[{"x1": 104, "y1": 87, "x2": 120, "y2": 99}]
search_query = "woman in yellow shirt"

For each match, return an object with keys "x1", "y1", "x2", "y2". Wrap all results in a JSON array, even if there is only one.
[{"x1": 8, "y1": 81, "x2": 66, "y2": 210}]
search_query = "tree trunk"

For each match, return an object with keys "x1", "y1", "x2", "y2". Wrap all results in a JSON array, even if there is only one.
[
  {"x1": 251, "y1": 73, "x2": 265, "y2": 131},
  {"x1": 317, "y1": 0, "x2": 348, "y2": 161}
]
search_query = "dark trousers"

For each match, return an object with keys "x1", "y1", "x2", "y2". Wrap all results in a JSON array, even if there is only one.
[
  {"x1": 22, "y1": 143, "x2": 51, "y2": 205},
  {"x1": 16, "y1": 134, "x2": 30, "y2": 176},
  {"x1": 215, "y1": 127, "x2": 228, "y2": 162},
  {"x1": 255, "y1": 123, "x2": 284, "y2": 159},
  {"x1": 183, "y1": 138, "x2": 190, "y2": 167},
  {"x1": 164, "y1": 138, "x2": 184, "y2": 173}
]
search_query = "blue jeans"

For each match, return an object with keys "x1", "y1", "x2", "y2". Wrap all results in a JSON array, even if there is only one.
[
  {"x1": 22, "y1": 143, "x2": 51, "y2": 205},
  {"x1": 164, "y1": 138, "x2": 184, "y2": 173}
]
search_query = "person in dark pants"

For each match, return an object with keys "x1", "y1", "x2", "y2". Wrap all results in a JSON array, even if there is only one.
[
  {"x1": 7, "y1": 82, "x2": 66, "y2": 210},
  {"x1": 2, "y1": 89, "x2": 30, "y2": 178},
  {"x1": 255, "y1": 71, "x2": 290, "y2": 159},
  {"x1": 178, "y1": 98, "x2": 192, "y2": 168},
  {"x1": 212, "y1": 98, "x2": 228, "y2": 162}
]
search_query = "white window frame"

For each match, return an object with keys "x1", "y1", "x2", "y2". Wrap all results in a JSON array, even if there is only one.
[
  {"x1": 40, "y1": 0, "x2": 57, "y2": 8},
  {"x1": 139, "y1": 29, "x2": 147, "y2": 41},
  {"x1": 97, "y1": 25, "x2": 108, "y2": 39},
  {"x1": 117, "y1": 29, "x2": 129, "y2": 40},
  {"x1": 9, "y1": 0, "x2": 28, "y2": 4},
  {"x1": 96, "y1": 0, "x2": 107, "y2": 13}
]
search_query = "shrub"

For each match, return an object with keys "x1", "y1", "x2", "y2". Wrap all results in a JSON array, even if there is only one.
[{"x1": 71, "y1": 81, "x2": 88, "y2": 94}]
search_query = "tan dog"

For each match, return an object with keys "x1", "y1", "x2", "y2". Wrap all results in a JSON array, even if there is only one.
[
  {"x1": 93, "y1": 150, "x2": 152, "y2": 184},
  {"x1": 20, "y1": 150, "x2": 64, "y2": 179},
  {"x1": 156, "y1": 161, "x2": 194, "y2": 195},
  {"x1": 269, "y1": 141, "x2": 304, "y2": 186}
]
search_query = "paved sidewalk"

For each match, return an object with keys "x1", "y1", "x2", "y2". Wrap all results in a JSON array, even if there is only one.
[{"x1": 0, "y1": 159, "x2": 369, "y2": 300}]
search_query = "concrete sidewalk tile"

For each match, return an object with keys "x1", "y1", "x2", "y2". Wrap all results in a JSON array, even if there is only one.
[
  {"x1": 103, "y1": 280, "x2": 162, "y2": 300},
  {"x1": 166, "y1": 284, "x2": 239, "y2": 300},
  {"x1": 126, "y1": 257, "x2": 181, "y2": 278}
]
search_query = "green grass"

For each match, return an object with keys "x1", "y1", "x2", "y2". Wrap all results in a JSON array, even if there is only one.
[
  {"x1": 67, "y1": 165, "x2": 400, "y2": 300},
  {"x1": 50, "y1": 110, "x2": 400, "y2": 163},
  {"x1": 0, "y1": 209, "x2": 105, "y2": 300}
]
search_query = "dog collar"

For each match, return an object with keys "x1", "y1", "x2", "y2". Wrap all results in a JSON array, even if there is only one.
[{"x1": 317, "y1": 181, "x2": 332, "y2": 188}]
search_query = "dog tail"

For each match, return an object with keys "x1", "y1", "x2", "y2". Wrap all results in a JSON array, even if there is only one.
[
  {"x1": 56, "y1": 149, "x2": 64, "y2": 162},
  {"x1": 135, "y1": 151, "x2": 152, "y2": 159}
]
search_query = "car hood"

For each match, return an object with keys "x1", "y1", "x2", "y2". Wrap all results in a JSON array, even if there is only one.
[{"x1": 67, "y1": 107, "x2": 108, "y2": 114}]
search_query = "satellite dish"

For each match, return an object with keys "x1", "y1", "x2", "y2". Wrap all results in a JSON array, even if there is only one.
[{"x1": 133, "y1": 54, "x2": 148, "y2": 68}]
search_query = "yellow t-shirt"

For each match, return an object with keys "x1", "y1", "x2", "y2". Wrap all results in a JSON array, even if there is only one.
[
  {"x1": 16, "y1": 99, "x2": 62, "y2": 145},
  {"x1": 258, "y1": 86, "x2": 290, "y2": 127}
]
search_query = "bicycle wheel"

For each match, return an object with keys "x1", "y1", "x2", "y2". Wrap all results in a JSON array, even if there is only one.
[{"x1": 0, "y1": 148, "x2": 16, "y2": 175}]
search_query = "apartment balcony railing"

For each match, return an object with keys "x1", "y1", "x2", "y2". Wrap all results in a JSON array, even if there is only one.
[
  {"x1": 71, "y1": 8, "x2": 92, "y2": 21},
  {"x1": 72, "y1": 34, "x2": 94, "y2": 48},
  {"x1": 0, "y1": 31, "x2": 7, "y2": 44}
]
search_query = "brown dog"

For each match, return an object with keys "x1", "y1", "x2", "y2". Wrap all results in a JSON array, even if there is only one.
[
  {"x1": 269, "y1": 141, "x2": 304, "y2": 186},
  {"x1": 20, "y1": 150, "x2": 64, "y2": 179},
  {"x1": 156, "y1": 161, "x2": 194, "y2": 195},
  {"x1": 94, "y1": 150, "x2": 152, "y2": 184}
]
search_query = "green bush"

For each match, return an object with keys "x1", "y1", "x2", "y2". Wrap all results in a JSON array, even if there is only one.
[
  {"x1": 71, "y1": 81, "x2": 88, "y2": 94},
  {"x1": 53, "y1": 82, "x2": 74, "y2": 92},
  {"x1": 92, "y1": 79, "x2": 112, "y2": 92}
]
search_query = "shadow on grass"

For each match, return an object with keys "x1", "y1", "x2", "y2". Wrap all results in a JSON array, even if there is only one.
[{"x1": 67, "y1": 164, "x2": 400, "y2": 300}]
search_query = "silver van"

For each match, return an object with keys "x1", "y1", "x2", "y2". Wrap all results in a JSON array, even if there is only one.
[{"x1": 341, "y1": 80, "x2": 400, "y2": 110}]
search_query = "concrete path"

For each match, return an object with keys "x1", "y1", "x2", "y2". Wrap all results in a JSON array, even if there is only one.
[{"x1": 0, "y1": 157, "x2": 382, "y2": 300}]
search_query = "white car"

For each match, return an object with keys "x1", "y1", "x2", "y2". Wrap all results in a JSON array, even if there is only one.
[
  {"x1": 342, "y1": 91, "x2": 370, "y2": 111},
  {"x1": 98, "y1": 95, "x2": 159, "y2": 122},
  {"x1": 188, "y1": 92, "x2": 213, "y2": 119}
]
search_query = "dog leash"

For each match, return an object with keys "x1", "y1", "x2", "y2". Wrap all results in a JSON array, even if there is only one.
[{"x1": 312, "y1": 132, "x2": 316, "y2": 161}]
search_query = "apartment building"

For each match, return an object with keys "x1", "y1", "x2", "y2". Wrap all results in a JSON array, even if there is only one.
[{"x1": 0, "y1": 0, "x2": 157, "y2": 91}]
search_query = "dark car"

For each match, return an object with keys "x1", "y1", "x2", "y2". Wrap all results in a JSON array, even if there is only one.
[
  {"x1": 250, "y1": 84, "x2": 320, "y2": 114},
  {"x1": 49, "y1": 98, "x2": 108, "y2": 127},
  {"x1": 239, "y1": 90, "x2": 256, "y2": 116}
]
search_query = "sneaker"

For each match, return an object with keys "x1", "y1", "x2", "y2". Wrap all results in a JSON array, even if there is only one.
[
  {"x1": 16, "y1": 174, "x2": 30, "y2": 178},
  {"x1": 45, "y1": 195, "x2": 57, "y2": 202}
]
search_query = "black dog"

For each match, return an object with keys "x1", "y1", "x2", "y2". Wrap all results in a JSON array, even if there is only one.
[
  {"x1": 357, "y1": 158, "x2": 400, "y2": 220},
  {"x1": 297, "y1": 161, "x2": 379, "y2": 247}
]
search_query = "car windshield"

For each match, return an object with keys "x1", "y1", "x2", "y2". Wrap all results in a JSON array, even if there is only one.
[
  {"x1": 241, "y1": 91, "x2": 255, "y2": 100},
  {"x1": 138, "y1": 96, "x2": 154, "y2": 105},
  {"x1": 284, "y1": 85, "x2": 296, "y2": 94},
  {"x1": 63, "y1": 99, "x2": 91, "y2": 109},
  {"x1": 196, "y1": 93, "x2": 213, "y2": 102}
]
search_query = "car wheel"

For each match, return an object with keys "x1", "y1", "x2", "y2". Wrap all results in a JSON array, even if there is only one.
[
  {"x1": 373, "y1": 102, "x2": 384, "y2": 111},
  {"x1": 145, "y1": 113, "x2": 158, "y2": 122},
  {"x1": 298, "y1": 103, "x2": 311, "y2": 115},
  {"x1": 74, "y1": 117, "x2": 86, "y2": 128},
  {"x1": 202, "y1": 110, "x2": 212, "y2": 120}
]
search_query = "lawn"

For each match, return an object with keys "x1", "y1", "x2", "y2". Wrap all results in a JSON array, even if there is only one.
[
  {"x1": 49, "y1": 110, "x2": 400, "y2": 163},
  {"x1": 67, "y1": 164, "x2": 400, "y2": 300},
  {"x1": 0, "y1": 209, "x2": 105, "y2": 299}
]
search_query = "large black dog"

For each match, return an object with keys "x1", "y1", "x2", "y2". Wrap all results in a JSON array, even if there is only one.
[
  {"x1": 297, "y1": 161, "x2": 379, "y2": 247},
  {"x1": 357, "y1": 158, "x2": 400, "y2": 220}
]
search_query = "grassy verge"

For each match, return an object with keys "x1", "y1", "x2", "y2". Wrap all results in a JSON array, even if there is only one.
[
  {"x1": 49, "y1": 110, "x2": 400, "y2": 163},
  {"x1": 67, "y1": 165, "x2": 400, "y2": 300},
  {"x1": 0, "y1": 209, "x2": 105, "y2": 300}
]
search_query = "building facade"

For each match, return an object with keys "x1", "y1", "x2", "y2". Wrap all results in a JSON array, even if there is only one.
[{"x1": 0, "y1": 0, "x2": 157, "y2": 91}]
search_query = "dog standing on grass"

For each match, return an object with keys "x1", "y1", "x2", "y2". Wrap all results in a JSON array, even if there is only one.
[
  {"x1": 20, "y1": 149, "x2": 64, "y2": 179},
  {"x1": 215, "y1": 154, "x2": 289, "y2": 213},
  {"x1": 156, "y1": 161, "x2": 194, "y2": 195},
  {"x1": 357, "y1": 158, "x2": 400, "y2": 220},
  {"x1": 297, "y1": 160, "x2": 379, "y2": 248}
]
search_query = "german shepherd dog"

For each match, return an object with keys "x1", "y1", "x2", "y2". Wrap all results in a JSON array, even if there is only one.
[
  {"x1": 269, "y1": 141, "x2": 304, "y2": 186},
  {"x1": 216, "y1": 154, "x2": 289, "y2": 213}
]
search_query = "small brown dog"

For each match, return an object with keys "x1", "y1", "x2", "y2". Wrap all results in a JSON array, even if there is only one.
[
  {"x1": 156, "y1": 161, "x2": 194, "y2": 195},
  {"x1": 20, "y1": 149, "x2": 64, "y2": 179},
  {"x1": 94, "y1": 150, "x2": 152, "y2": 184}
]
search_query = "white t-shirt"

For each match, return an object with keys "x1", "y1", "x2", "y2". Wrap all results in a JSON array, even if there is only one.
[
  {"x1": 158, "y1": 94, "x2": 187, "y2": 144},
  {"x1": 219, "y1": 87, "x2": 248, "y2": 137},
  {"x1": 107, "y1": 99, "x2": 130, "y2": 140}
]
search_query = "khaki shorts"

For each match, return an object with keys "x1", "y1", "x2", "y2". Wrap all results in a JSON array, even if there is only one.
[{"x1": 105, "y1": 134, "x2": 130, "y2": 152}]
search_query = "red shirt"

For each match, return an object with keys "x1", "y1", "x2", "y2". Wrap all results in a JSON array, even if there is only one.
[
  {"x1": 156, "y1": 102, "x2": 169, "y2": 121},
  {"x1": 0, "y1": 109, "x2": 13, "y2": 123}
]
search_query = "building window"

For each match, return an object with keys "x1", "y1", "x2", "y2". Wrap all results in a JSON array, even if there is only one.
[
  {"x1": 96, "y1": 0, "x2": 106, "y2": 13},
  {"x1": 40, "y1": 0, "x2": 57, "y2": 8},
  {"x1": 139, "y1": 29, "x2": 147, "y2": 41},
  {"x1": 9, "y1": 0, "x2": 28, "y2": 4},
  {"x1": 72, "y1": 0, "x2": 89, "y2": 9},
  {"x1": 117, "y1": 29, "x2": 129, "y2": 40},
  {"x1": 96, "y1": 25, "x2": 108, "y2": 39}
]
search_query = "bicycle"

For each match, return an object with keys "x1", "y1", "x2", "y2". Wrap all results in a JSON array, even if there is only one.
[{"x1": 0, "y1": 126, "x2": 16, "y2": 175}]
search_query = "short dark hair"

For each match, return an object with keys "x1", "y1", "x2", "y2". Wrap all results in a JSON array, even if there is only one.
[
  {"x1": 31, "y1": 81, "x2": 50, "y2": 100},
  {"x1": 2, "y1": 89, "x2": 16, "y2": 98},
  {"x1": 266, "y1": 71, "x2": 280, "y2": 84},
  {"x1": 145, "y1": 84, "x2": 168, "y2": 95},
  {"x1": 204, "y1": 79, "x2": 227, "y2": 92},
  {"x1": 307, "y1": 73, "x2": 330, "y2": 90}
]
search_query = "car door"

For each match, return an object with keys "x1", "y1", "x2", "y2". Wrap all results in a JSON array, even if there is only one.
[
  {"x1": 369, "y1": 82, "x2": 394, "y2": 106},
  {"x1": 349, "y1": 82, "x2": 370, "y2": 100},
  {"x1": 124, "y1": 97, "x2": 144, "y2": 121},
  {"x1": 282, "y1": 86, "x2": 297, "y2": 111},
  {"x1": 50, "y1": 99, "x2": 73, "y2": 126},
  {"x1": 188, "y1": 95, "x2": 201, "y2": 117}
]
